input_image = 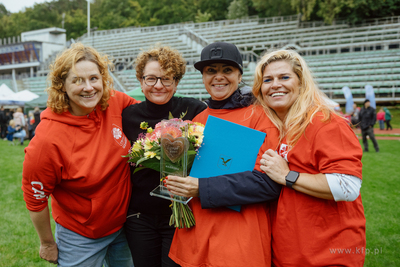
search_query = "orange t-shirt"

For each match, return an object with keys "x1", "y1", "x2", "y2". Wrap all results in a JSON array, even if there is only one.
[
  {"x1": 271, "y1": 113, "x2": 366, "y2": 267},
  {"x1": 169, "y1": 105, "x2": 279, "y2": 267}
]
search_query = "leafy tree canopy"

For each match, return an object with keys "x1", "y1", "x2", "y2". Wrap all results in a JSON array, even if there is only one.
[{"x1": 0, "y1": 0, "x2": 399, "y2": 40}]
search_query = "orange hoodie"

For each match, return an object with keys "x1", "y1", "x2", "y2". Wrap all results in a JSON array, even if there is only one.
[{"x1": 22, "y1": 91, "x2": 139, "y2": 239}]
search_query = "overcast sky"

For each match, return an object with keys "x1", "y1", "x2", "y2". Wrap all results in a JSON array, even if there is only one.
[{"x1": 0, "y1": 0, "x2": 50, "y2": 13}]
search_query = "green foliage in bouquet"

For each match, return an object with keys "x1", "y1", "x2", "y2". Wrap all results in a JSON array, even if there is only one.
[{"x1": 124, "y1": 116, "x2": 204, "y2": 228}]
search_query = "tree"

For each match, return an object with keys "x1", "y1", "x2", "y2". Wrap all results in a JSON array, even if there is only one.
[
  {"x1": 290, "y1": 0, "x2": 318, "y2": 21},
  {"x1": 0, "y1": 3, "x2": 10, "y2": 18},
  {"x1": 197, "y1": 0, "x2": 233, "y2": 21},
  {"x1": 227, "y1": 0, "x2": 249, "y2": 19},
  {"x1": 0, "y1": 0, "x2": 399, "y2": 41},
  {"x1": 195, "y1": 10, "x2": 212, "y2": 23},
  {"x1": 64, "y1": 9, "x2": 87, "y2": 39},
  {"x1": 318, "y1": 0, "x2": 400, "y2": 24},
  {"x1": 135, "y1": 0, "x2": 197, "y2": 26},
  {"x1": 91, "y1": 0, "x2": 143, "y2": 30},
  {"x1": 251, "y1": 0, "x2": 296, "y2": 17}
]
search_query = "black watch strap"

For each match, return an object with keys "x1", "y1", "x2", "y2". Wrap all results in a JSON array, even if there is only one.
[{"x1": 285, "y1": 171, "x2": 300, "y2": 189}]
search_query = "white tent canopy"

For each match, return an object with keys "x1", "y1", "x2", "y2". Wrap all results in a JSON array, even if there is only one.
[
  {"x1": 0, "y1": 85, "x2": 39, "y2": 105},
  {"x1": 7, "y1": 90, "x2": 39, "y2": 102},
  {"x1": 0, "y1": 83, "x2": 15, "y2": 98}
]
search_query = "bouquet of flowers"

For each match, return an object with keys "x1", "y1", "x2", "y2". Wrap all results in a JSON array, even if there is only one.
[{"x1": 125, "y1": 117, "x2": 205, "y2": 228}]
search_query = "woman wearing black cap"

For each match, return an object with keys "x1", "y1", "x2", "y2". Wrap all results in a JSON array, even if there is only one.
[{"x1": 166, "y1": 42, "x2": 281, "y2": 267}]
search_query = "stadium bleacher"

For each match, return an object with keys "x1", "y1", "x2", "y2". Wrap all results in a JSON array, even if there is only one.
[
  {"x1": 2, "y1": 14, "x2": 400, "y2": 104},
  {"x1": 22, "y1": 76, "x2": 48, "y2": 96},
  {"x1": 305, "y1": 48, "x2": 400, "y2": 101},
  {"x1": 79, "y1": 26, "x2": 201, "y2": 70}
]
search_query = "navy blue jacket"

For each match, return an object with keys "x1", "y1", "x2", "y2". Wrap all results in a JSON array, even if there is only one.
[
  {"x1": 198, "y1": 89, "x2": 281, "y2": 209},
  {"x1": 199, "y1": 170, "x2": 281, "y2": 208}
]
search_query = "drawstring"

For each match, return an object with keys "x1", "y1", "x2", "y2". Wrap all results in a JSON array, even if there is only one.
[
  {"x1": 86, "y1": 108, "x2": 101, "y2": 126},
  {"x1": 127, "y1": 212, "x2": 141, "y2": 219}
]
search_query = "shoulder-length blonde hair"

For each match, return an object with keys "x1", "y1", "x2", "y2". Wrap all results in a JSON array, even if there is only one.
[
  {"x1": 253, "y1": 49, "x2": 335, "y2": 147},
  {"x1": 46, "y1": 43, "x2": 115, "y2": 114}
]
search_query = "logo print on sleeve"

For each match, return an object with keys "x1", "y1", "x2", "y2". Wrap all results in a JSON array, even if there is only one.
[
  {"x1": 31, "y1": 181, "x2": 48, "y2": 201},
  {"x1": 112, "y1": 124, "x2": 127, "y2": 148}
]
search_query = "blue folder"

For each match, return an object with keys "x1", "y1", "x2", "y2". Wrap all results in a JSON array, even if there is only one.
[{"x1": 189, "y1": 115, "x2": 266, "y2": 211}]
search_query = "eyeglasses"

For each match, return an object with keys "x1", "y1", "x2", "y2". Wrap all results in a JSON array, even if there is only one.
[{"x1": 142, "y1": 75, "x2": 175, "y2": 86}]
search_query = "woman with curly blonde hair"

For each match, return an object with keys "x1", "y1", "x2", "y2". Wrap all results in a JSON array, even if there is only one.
[
  {"x1": 22, "y1": 43, "x2": 139, "y2": 266},
  {"x1": 46, "y1": 43, "x2": 114, "y2": 114},
  {"x1": 121, "y1": 45, "x2": 206, "y2": 267}
]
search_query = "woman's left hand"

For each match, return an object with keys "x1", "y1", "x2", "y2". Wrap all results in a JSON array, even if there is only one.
[
  {"x1": 260, "y1": 149, "x2": 290, "y2": 185},
  {"x1": 164, "y1": 175, "x2": 199, "y2": 198}
]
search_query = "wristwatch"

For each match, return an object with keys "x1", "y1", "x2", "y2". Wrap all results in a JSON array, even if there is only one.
[{"x1": 285, "y1": 171, "x2": 300, "y2": 189}]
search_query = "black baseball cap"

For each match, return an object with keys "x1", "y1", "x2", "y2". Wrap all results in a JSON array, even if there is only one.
[{"x1": 194, "y1": 42, "x2": 243, "y2": 74}]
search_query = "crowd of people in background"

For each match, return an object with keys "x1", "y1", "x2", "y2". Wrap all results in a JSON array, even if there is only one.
[
  {"x1": 342, "y1": 101, "x2": 395, "y2": 153},
  {"x1": 0, "y1": 105, "x2": 41, "y2": 145},
  {"x1": 347, "y1": 103, "x2": 394, "y2": 132}
]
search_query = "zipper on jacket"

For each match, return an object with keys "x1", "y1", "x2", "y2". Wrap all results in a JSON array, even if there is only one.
[{"x1": 127, "y1": 212, "x2": 141, "y2": 219}]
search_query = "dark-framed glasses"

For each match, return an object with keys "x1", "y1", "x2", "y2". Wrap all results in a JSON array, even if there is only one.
[{"x1": 142, "y1": 75, "x2": 175, "y2": 86}]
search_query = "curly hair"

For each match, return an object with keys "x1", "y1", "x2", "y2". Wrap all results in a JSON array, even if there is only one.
[
  {"x1": 135, "y1": 45, "x2": 186, "y2": 82},
  {"x1": 252, "y1": 49, "x2": 336, "y2": 148},
  {"x1": 46, "y1": 43, "x2": 115, "y2": 114}
]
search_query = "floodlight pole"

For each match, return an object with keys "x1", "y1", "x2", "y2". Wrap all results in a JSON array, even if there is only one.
[{"x1": 87, "y1": 0, "x2": 90, "y2": 40}]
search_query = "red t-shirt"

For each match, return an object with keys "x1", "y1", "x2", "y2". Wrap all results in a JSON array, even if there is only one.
[
  {"x1": 271, "y1": 113, "x2": 366, "y2": 267},
  {"x1": 169, "y1": 105, "x2": 279, "y2": 267}
]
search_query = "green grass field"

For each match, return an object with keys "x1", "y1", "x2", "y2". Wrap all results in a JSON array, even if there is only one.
[{"x1": 0, "y1": 138, "x2": 399, "y2": 266}]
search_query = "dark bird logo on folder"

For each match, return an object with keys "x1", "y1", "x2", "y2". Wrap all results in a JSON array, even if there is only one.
[
  {"x1": 221, "y1": 158, "x2": 231, "y2": 166},
  {"x1": 218, "y1": 154, "x2": 233, "y2": 170}
]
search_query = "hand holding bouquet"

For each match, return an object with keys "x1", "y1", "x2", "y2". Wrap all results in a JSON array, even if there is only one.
[{"x1": 125, "y1": 117, "x2": 204, "y2": 228}]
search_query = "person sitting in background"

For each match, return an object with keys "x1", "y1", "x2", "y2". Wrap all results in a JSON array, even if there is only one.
[
  {"x1": 13, "y1": 107, "x2": 25, "y2": 128},
  {"x1": 22, "y1": 43, "x2": 139, "y2": 266},
  {"x1": 377, "y1": 107, "x2": 385, "y2": 130},
  {"x1": 359, "y1": 99, "x2": 379, "y2": 152},
  {"x1": 7, "y1": 119, "x2": 26, "y2": 145}
]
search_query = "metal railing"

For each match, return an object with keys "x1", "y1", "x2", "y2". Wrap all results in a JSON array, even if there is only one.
[
  {"x1": 180, "y1": 27, "x2": 210, "y2": 47},
  {"x1": 110, "y1": 70, "x2": 127, "y2": 93}
]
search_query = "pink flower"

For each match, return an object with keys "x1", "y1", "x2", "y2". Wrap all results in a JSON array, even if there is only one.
[{"x1": 163, "y1": 126, "x2": 182, "y2": 138}]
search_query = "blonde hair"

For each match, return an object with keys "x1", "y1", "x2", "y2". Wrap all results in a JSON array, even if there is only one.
[
  {"x1": 135, "y1": 45, "x2": 186, "y2": 82},
  {"x1": 253, "y1": 49, "x2": 335, "y2": 147},
  {"x1": 46, "y1": 43, "x2": 115, "y2": 114}
]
